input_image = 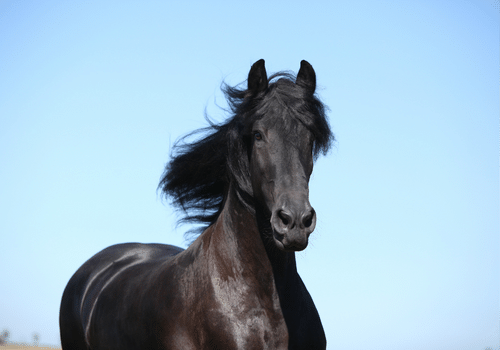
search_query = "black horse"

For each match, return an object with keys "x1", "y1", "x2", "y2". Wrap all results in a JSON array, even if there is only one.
[{"x1": 60, "y1": 59, "x2": 333, "y2": 349}]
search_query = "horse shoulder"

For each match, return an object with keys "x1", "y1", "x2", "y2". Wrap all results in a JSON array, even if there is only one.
[{"x1": 71, "y1": 243, "x2": 184, "y2": 349}]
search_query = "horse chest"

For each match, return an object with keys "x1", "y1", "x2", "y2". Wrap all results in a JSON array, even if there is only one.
[{"x1": 198, "y1": 275, "x2": 289, "y2": 350}]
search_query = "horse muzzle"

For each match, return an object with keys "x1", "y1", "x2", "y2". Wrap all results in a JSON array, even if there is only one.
[{"x1": 270, "y1": 194, "x2": 316, "y2": 252}]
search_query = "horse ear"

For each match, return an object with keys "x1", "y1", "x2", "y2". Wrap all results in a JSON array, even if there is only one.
[
  {"x1": 248, "y1": 59, "x2": 268, "y2": 93},
  {"x1": 296, "y1": 60, "x2": 316, "y2": 94}
]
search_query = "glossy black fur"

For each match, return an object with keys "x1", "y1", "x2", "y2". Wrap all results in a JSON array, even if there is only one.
[{"x1": 60, "y1": 59, "x2": 333, "y2": 349}]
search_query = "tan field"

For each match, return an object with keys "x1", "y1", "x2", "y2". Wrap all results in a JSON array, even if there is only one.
[{"x1": 1, "y1": 345, "x2": 61, "y2": 350}]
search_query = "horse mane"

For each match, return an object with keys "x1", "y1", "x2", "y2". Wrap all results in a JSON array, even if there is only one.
[{"x1": 158, "y1": 71, "x2": 333, "y2": 239}]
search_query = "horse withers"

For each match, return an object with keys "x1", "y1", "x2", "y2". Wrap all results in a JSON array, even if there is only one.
[{"x1": 59, "y1": 59, "x2": 333, "y2": 349}]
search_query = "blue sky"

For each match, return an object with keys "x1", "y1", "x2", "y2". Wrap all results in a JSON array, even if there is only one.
[{"x1": 0, "y1": 1, "x2": 498, "y2": 349}]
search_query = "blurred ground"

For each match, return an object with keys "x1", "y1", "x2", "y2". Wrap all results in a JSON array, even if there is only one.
[{"x1": 1, "y1": 345, "x2": 61, "y2": 349}]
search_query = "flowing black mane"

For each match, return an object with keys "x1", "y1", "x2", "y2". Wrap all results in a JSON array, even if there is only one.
[{"x1": 159, "y1": 71, "x2": 333, "y2": 237}]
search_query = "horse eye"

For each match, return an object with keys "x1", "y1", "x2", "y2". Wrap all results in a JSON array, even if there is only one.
[{"x1": 254, "y1": 132, "x2": 262, "y2": 141}]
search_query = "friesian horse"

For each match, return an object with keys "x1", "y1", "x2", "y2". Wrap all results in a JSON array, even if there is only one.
[{"x1": 60, "y1": 59, "x2": 333, "y2": 349}]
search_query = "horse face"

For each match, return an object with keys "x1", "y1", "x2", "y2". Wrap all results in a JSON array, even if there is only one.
[
  {"x1": 249, "y1": 116, "x2": 316, "y2": 252},
  {"x1": 245, "y1": 59, "x2": 322, "y2": 252}
]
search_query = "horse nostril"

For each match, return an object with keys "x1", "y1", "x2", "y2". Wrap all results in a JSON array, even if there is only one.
[
  {"x1": 302, "y1": 209, "x2": 316, "y2": 229},
  {"x1": 278, "y1": 210, "x2": 292, "y2": 228}
]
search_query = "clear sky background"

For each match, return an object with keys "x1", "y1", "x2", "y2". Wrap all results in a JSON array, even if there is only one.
[{"x1": 0, "y1": 1, "x2": 498, "y2": 349}]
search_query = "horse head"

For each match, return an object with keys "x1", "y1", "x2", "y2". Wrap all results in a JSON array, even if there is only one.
[{"x1": 245, "y1": 59, "x2": 329, "y2": 252}]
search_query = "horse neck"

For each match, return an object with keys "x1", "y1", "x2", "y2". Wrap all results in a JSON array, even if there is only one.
[{"x1": 208, "y1": 184, "x2": 298, "y2": 287}]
